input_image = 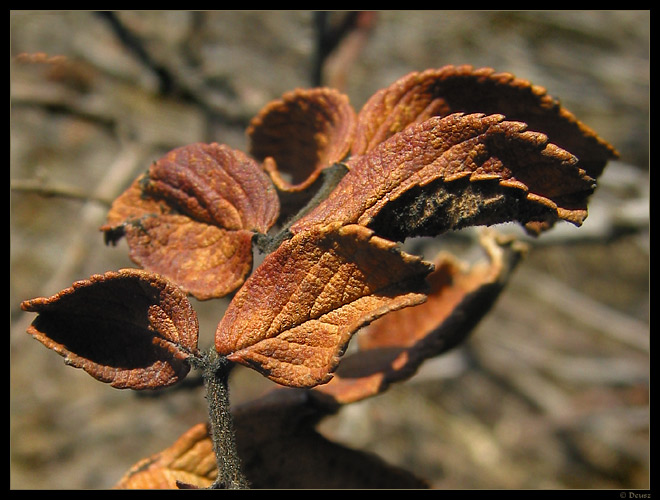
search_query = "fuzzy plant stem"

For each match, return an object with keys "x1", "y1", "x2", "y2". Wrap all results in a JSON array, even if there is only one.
[
  {"x1": 254, "y1": 162, "x2": 348, "y2": 254},
  {"x1": 200, "y1": 350, "x2": 250, "y2": 489}
]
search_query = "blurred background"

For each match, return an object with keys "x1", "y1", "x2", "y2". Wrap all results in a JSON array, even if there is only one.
[{"x1": 10, "y1": 11, "x2": 649, "y2": 489}]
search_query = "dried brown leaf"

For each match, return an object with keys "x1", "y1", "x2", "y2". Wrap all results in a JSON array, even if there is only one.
[
  {"x1": 102, "y1": 143, "x2": 279, "y2": 300},
  {"x1": 247, "y1": 88, "x2": 357, "y2": 192},
  {"x1": 292, "y1": 112, "x2": 596, "y2": 240},
  {"x1": 104, "y1": 188, "x2": 254, "y2": 301},
  {"x1": 352, "y1": 66, "x2": 618, "y2": 180},
  {"x1": 20, "y1": 269, "x2": 199, "y2": 390},
  {"x1": 115, "y1": 422, "x2": 216, "y2": 489},
  {"x1": 314, "y1": 230, "x2": 527, "y2": 404},
  {"x1": 215, "y1": 223, "x2": 432, "y2": 387},
  {"x1": 144, "y1": 143, "x2": 279, "y2": 232}
]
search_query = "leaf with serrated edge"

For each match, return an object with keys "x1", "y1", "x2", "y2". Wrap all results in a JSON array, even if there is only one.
[
  {"x1": 352, "y1": 66, "x2": 617, "y2": 180},
  {"x1": 314, "y1": 230, "x2": 526, "y2": 404},
  {"x1": 101, "y1": 143, "x2": 279, "y2": 300},
  {"x1": 21, "y1": 269, "x2": 199, "y2": 390},
  {"x1": 293, "y1": 113, "x2": 596, "y2": 240},
  {"x1": 215, "y1": 223, "x2": 432, "y2": 388}
]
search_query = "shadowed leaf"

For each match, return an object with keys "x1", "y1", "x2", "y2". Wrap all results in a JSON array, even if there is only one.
[
  {"x1": 216, "y1": 223, "x2": 432, "y2": 387},
  {"x1": 314, "y1": 230, "x2": 527, "y2": 404},
  {"x1": 292, "y1": 113, "x2": 597, "y2": 239},
  {"x1": 116, "y1": 390, "x2": 428, "y2": 489},
  {"x1": 20, "y1": 269, "x2": 199, "y2": 390},
  {"x1": 233, "y1": 389, "x2": 428, "y2": 489},
  {"x1": 102, "y1": 143, "x2": 279, "y2": 300}
]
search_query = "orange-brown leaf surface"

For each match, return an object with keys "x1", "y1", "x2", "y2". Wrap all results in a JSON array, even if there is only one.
[
  {"x1": 20, "y1": 269, "x2": 199, "y2": 390},
  {"x1": 351, "y1": 66, "x2": 618, "y2": 180},
  {"x1": 292, "y1": 112, "x2": 597, "y2": 240},
  {"x1": 247, "y1": 88, "x2": 356, "y2": 192},
  {"x1": 215, "y1": 223, "x2": 432, "y2": 387},
  {"x1": 102, "y1": 143, "x2": 279, "y2": 300},
  {"x1": 314, "y1": 230, "x2": 527, "y2": 404},
  {"x1": 115, "y1": 423, "x2": 216, "y2": 489}
]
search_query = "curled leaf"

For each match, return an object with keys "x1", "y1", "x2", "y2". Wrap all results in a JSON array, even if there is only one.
[
  {"x1": 292, "y1": 113, "x2": 596, "y2": 240},
  {"x1": 314, "y1": 230, "x2": 526, "y2": 405},
  {"x1": 247, "y1": 87, "x2": 357, "y2": 193},
  {"x1": 215, "y1": 223, "x2": 432, "y2": 388},
  {"x1": 20, "y1": 269, "x2": 199, "y2": 390},
  {"x1": 352, "y1": 65, "x2": 618, "y2": 180},
  {"x1": 102, "y1": 143, "x2": 280, "y2": 300},
  {"x1": 115, "y1": 423, "x2": 216, "y2": 489}
]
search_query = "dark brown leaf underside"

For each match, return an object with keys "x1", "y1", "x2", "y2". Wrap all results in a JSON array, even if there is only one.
[{"x1": 21, "y1": 269, "x2": 199, "y2": 390}]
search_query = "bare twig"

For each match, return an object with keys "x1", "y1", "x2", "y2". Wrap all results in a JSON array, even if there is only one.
[
  {"x1": 95, "y1": 11, "x2": 176, "y2": 96},
  {"x1": 93, "y1": 11, "x2": 249, "y2": 128},
  {"x1": 311, "y1": 12, "x2": 377, "y2": 88},
  {"x1": 11, "y1": 178, "x2": 114, "y2": 206}
]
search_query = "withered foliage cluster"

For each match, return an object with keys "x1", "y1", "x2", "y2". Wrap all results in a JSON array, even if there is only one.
[{"x1": 21, "y1": 66, "x2": 617, "y2": 489}]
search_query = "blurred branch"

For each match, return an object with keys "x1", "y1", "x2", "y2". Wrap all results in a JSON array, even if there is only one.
[
  {"x1": 95, "y1": 11, "x2": 177, "y2": 96},
  {"x1": 94, "y1": 11, "x2": 251, "y2": 128},
  {"x1": 312, "y1": 11, "x2": 377, "y2": 88},
  {"x1": 11, "y1": 178, "x2": 114, "y2": 206}
]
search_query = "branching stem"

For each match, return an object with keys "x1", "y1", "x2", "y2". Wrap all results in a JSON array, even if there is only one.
[{"x1": 255, "y1": 162, "x2": 348, "y2": 254}]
